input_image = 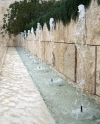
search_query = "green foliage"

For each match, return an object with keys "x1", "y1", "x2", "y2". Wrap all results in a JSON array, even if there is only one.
[
  {"x1": 2, "y1": 0, "x2": 100, "y2": 37},
  {"x1": 1, "y1": 0, "x2": 56, "y2": 37},
  {"x1": 97, "y1": 0, "x2": 100, "y2": 5},
  {"x1": 25, "y1": 0, "x2": 92, "y2": 32}
]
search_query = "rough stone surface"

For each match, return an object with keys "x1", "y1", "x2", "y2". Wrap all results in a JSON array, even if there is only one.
[
  {"x1": 42, "y1": 24, "x2": 50, "y2": 42},
  {"x1": 44, "y1": 42, "x2": 52, "y2": 65},
  {"x1": 63, "y1": 44, "x2": 75, "y2": 82},
  {"x1": 77, "y1": 45, "x2": 96, "y2": 94},
  {"x1": 86, "y1": 0, "x2": 100, "y2": 45},
  {"x1": 54, "y1": 23, "x2": 60, "y2": 42},
  {"x1": 53, "y1": 43, "x2": 67, "y2": 74},
  {"x1": 65, "y1": 20, "x2": 76, "y2": 44},
  {"x1": 40, "y1": 41, "x2": 45, "y2": 61}
]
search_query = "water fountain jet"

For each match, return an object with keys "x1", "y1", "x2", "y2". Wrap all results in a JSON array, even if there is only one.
[
  {"x1": 49, "y1": 18, "x2": 55, "y2": 83},
  {"x1": 37, "y1": 23, "x2": 42, "y2": 69},
  {"x1": 75, "y1": 4, "x2": 86, "y2": 113}
]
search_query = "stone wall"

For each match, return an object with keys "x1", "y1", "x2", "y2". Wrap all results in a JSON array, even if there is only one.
[{"x1": 2, "y1": 0, "x2": 99, "y2": 98}]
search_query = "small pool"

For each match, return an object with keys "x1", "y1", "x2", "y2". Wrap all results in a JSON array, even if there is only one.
[{"x1": 16, "y1": 47, "x2": 100, "y2": 124}]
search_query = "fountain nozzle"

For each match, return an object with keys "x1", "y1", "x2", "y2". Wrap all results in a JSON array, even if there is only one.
[
  {"x1": 81, "y1": 105, "x2": 83, "y2": 112},
  {"x1": 51, "y1": 78, "x2": 53, "y2": 82}
]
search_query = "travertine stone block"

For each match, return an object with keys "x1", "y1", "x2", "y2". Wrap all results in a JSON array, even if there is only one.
[
  {"x1": 44, "y1": 41, "x2": 52, "y2": 65},
  {"x1": 65, "y1": 20, "x2": 76, "y2": 44},
  {"x1": 77, "y1": 45, "x2": 95, "y2": 94},
  {"x1": 53, "y1": 23, "x2": 60, "y2": 42},
  {"x1": 86, "y1": 0, "x2": 100, "y2": 45},
  {"x1": 42, "y1": 23, "x2": 50, "y2": 42},
  {"x1": 53, "y1": 43, "x2": 67, "y2": 73},
  {"x1": 40, "y1": 41, "x2": 45, "y2": 61},
  {"x1": 63, "y1": 44, "x2": 75, "y2": 82}
]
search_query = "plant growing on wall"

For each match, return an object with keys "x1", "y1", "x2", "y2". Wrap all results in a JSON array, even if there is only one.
[
  {"x1": 1, "y1": 0, "x2": 100, "y2": 37},
  {"x1": 97, "y1": 0, "x2": 100, "y2": 5},
  {"x1": 25, "y1": 0, "x2": 92, "y2": 32},
  {"x1": 1, "y1": 0, "x2": 57, "y2": 37}
]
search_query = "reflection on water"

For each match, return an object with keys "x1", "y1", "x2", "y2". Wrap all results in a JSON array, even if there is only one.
[{"x1": 16, "y1": 47, "x2": 100, "y2": 124}]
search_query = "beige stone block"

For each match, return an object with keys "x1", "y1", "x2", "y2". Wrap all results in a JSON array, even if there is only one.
[
  {"x1": 86, "y1": 0, "x2": 100, "y2": 45},
  {"x1": 42, "y1": 23, "x2": 50, "y2": 41},
  {"x1": 26, "y1": 34, "x2": 35, "y2": 52},
  {"x1": 40, "y1": 41, "x2": 45, "y2": 61},
  {"x1": 53, "y1": 43, "x2": 67, "y2": 73},
  {"x1": 0, "y1": 7, "x2": 2, "y2": 14},
  {"x1": 63, "y1": 44, "x2": 75, "y2": 82},
  {"x1": 59, "y1": 22, "x2": 65, "y2": 42},
  {"x1": 65, "y1": 20, "x2": 76, "y2": 44},
  {"x1": 44, "y1": 41, "x2": 52, "y2": 65},
  {"x1": 5, "y1": 35, "x2": 18, "y2": 47},
  {"x1": 0, "y1": 14, "x2": 3, "y2": 21},
  {"x1": 1, "y1": 7, "x2": 7, "y2": 14},
  {"x1": 33, "y1": 40, "x2": 38, "y2": 56},
  {"x1": 33, "y1": 39, "x2": 44, "y2": 60},
  {"x1": 54, "y1": 22, "x2": 60, "y2": 42},
  {"x1": 1, "y1": 7, "x2": 5, "y2": 13},
  {"x1": 25, "y1": 39, "x2": 29, "y2": 51},
  {"x1": 33, "y1": 39, "x2": 40, "y2": 57},
  {"x1": 13, "y1": 39, "x2": 18, "y2": 46},
  {"x1": 0, "y1": 22, "x2": 3, "y2": 26},
  {"x1": 74, "y1": 19, "x2": 86, "y2": 45},
  {"x1": 77, "y1": 45, "x2": 96, "y2": 94},
  {"x1": 29, "y1": 40, "x2": 34, "y2": 54}
]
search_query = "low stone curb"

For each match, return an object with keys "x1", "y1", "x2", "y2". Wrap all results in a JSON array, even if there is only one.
[{"x1": 0, "y1": 47, "x2": 8, "y2": 73}]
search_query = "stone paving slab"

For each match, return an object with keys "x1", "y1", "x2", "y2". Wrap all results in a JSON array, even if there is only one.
[{"x1": 0, "y1": 47, "x2": 55, "y2": 124}]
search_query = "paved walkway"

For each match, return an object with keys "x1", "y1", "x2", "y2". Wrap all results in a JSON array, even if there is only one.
[{"x1": 0, "y1": 47, "x2": 55, "y2": 124}]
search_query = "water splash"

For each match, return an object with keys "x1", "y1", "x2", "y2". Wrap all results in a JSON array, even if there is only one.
[{"x1": 74, "y1": 4, "x2": 87, "y2": 112}]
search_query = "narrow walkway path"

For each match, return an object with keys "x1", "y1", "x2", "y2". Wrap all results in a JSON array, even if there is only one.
[{"x1": 0, "y1": 47, "x2": 55, "y2": 124}]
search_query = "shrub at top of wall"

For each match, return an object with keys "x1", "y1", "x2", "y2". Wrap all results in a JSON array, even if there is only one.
[{"x1": 25, "y1": 0, "x2": 92, "y2": 32}]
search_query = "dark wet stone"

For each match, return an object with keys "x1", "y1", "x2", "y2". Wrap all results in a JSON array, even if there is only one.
[
  {"x1": 80, "y1": 106, "x2": 83, "y2": 112},
  {"x1": 59, "y1": 84, "x2": 65, "y2": 87},
  {"x1": 51, "y1": 79, "x2": 53, "y2": 82},
  {"x1": 92, "y1": 116, "x2": 98, "y2": 120}
]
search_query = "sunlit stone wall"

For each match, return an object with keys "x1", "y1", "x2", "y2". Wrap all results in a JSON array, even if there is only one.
[{"x1": 17, "y1": 0, "x2": 100, "y2": 97}]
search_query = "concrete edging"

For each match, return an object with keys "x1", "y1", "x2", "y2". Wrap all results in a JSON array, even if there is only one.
[{"x1": 0, "y1": 47, "x2": 8, "y2": 73}]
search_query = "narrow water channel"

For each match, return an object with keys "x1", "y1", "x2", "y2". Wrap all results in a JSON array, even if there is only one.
[{"x1": 16, "y1": 47, "x2": 100, "y2": 124}]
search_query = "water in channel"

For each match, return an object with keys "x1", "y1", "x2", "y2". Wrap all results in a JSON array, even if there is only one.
[{"x1": 16, "y1": 47, "x2": 100, "y2": 124}]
